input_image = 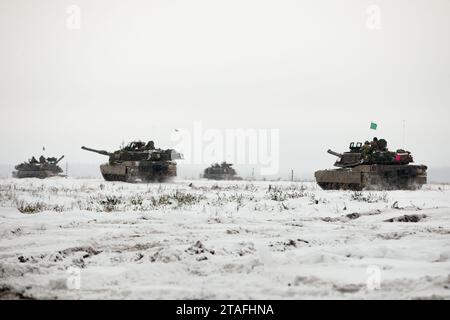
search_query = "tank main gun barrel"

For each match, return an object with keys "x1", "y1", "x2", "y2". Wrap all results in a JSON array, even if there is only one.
[
  {"x1": 55, "y1": 155, "x2": 65, "y2": 164},
  {"x1": 81, "y1": 146, "x2": 113, "y2": 157},
  {"x1": 327, "y1": 149, "x2": 343, "y2": 158}
]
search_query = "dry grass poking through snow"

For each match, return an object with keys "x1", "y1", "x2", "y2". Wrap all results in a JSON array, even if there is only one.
[{"x1": 0, "y1": 178, "x2": 449, "y2": 299}]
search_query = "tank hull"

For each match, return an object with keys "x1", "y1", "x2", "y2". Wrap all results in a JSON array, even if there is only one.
[
  {"x1": 315, "y1": 164, "x2": 427, "y2": 191},
  {"x1": 202, "y1": 173, "x2": 242, "y2": 180},
  {"x1": 12, "y1": 170, "x2": 62, "y2": 179},
  {"x1": 99, "y1": 161, "x2": 177, "y2": 182}
]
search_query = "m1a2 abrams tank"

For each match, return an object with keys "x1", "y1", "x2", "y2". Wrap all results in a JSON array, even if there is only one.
[
  {"x1": 13, "y1": 155, "x2": 65, "y2": 179},
  {"x1": 202, "y1": 162, "x2": 242, "y2": 180},
  {"x1": 314, "y1": 138, "x2": 427, "y2": 190},
  {"x1": 81, "y1": 141, "x2": 183, "y2": 182}
]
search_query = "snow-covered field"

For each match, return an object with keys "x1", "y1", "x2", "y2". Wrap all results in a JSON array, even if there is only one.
[{"x1": 0, "y1": 178, "x2": 449, "y2": 299}]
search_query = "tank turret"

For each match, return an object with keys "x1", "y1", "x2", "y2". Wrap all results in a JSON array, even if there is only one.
[
  {"x1": 314, "y1": 138, "x2": 427, "y2": 190},
  {"x1": 81, "y1": 140, "x2": 183, "y2": 182}
]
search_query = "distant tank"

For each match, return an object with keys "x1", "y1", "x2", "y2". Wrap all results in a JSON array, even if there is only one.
[
  {"x1": 81, "y1": 141, "x2": 183, "y2": 182},
  {"x1": 315, "y1": 139, "x2": 427, "y2": 190},
  {"x1": 202, "y1": 162, "x2": 242, "y2": 180},
  {"x1": 13, "y1": 155, "x2": 65, "y2": 179}
]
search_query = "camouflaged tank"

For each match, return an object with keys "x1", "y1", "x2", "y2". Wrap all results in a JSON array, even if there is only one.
[
  {"x1": 202, "y1": 162, "x2": 242, "y2": 180},
  {"x1": 81, "y1": 141, "x2": 182, "y2": 182},
  {"x1": 13, "y1": 156, "x2": 65, "y2": 179},
  {"x1": 315, "y1": 139, "x2": 427, "y2": 190}
]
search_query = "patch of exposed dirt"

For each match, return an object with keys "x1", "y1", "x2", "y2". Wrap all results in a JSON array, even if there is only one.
[
  {"x1": 269, "y1": 239, "x2": 309, "y2": 252},
  {"x1": 384, "y1": 214, "x2": 427, "y2": 223}
]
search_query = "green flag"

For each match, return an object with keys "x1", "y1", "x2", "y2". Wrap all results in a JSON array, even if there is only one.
[{"x1": 370, "y1": 122, "x2": 377, "y2": 130}]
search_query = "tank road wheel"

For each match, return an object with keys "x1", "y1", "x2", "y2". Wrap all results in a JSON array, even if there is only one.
[
  {"x1": 140, "y1": 175, "x2": 154, "y2": 183},
  {"x1": 317, "y1": 182, "x2": 332, "y2": 190},
  {"x1": 317, "y1": 183, "x2": 363, "y2": 191},
  {"x1": 349, "y1": 183, "x2": 363, "y2": 191},
  {"x1": 335, "y1": 183, "x2": 344, "y2": 190},
  {"x1": 102, "y1": 174, "x2": 127, "y2": 182}
]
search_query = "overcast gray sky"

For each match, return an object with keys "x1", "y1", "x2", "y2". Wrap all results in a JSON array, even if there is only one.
[{"x1": 1, "y1": 0, "x2": 449, "y2": 177}]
